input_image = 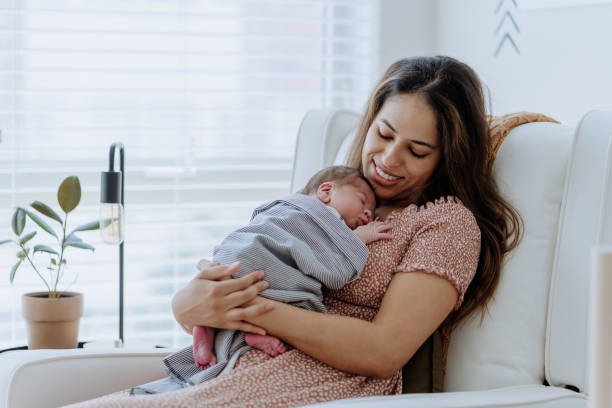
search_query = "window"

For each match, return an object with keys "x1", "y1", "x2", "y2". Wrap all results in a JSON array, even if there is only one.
[{"x1": 0, "y1": 0, "x2": 380, "y2": 349}]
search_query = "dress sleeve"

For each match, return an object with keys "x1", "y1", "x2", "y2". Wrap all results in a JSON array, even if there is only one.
[{"x1": 395, "y1": 203, "x2": 481, "y2": 310}]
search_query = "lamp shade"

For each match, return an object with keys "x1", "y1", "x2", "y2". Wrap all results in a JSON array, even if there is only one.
[{"x1": 100, "y1": 171, "x2": 122, "y2": 204}]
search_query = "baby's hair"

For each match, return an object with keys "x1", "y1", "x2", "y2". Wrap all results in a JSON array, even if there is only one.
[{"x1": 299, "y1": 165, "x2": 374, "y2": 196}]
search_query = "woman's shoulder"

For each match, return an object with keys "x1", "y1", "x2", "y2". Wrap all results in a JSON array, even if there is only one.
[
  {"x1": 395, "y1": 195, "x2": 474, "y2": 220},
  {"x1": 393, "y1": 196, "x2": 480, "y2": 237}
]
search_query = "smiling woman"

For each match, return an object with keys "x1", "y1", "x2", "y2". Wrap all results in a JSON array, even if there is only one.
[{"x1": 65, "y1": 56, "x2": 522, "y2": 408}]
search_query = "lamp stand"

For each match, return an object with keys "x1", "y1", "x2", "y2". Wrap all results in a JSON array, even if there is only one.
[{"x1": 106, "y1": 142, "x2": 125, "y2": 347}]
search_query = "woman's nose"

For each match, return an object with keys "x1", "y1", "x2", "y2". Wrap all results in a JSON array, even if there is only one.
[{"x1": 381, "y1": 144, "x2": 403, "y2": 168}]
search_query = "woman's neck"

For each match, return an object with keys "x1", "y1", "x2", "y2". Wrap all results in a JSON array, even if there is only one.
[
  {"x1": 374, "y1": 206, "x2": 398, "y2": 221},
  {"x1": 375, "y1": 194, "x2": 419, "y2": 217}
]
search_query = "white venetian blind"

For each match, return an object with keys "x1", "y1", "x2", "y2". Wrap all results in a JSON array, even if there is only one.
[{"x1": 0, "y1": 0, "x2": 379, "y2": 349}]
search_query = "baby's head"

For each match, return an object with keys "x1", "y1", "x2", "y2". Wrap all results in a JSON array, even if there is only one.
[{"x1": 300, "y1": 166, "x2": 376, "y2": 230}]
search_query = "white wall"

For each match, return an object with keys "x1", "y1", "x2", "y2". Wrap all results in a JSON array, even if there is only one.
[
  {"x1": 378, "y1": 0, "x2": 435, "y2": 74},
  {"x1": 436, "y1": 0, "x2": 612, "y2": 125},
  {"x1": 379, "y1": 0, "x2": 612, "y2": 125}
]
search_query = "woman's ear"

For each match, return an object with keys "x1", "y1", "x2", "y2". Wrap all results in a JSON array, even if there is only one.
[{"x1": 316, "y1": 182, "x2": 333, "y2": 203}]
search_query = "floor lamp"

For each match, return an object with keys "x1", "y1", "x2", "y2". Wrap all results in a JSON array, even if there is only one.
[{"x1": 100, "y1": 142, "x2": 125, "y2": 347}]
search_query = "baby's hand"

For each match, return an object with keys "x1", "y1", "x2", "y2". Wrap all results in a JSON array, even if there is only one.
[{"x1": 354, "y1": 221, "x2": 393, "y2": 245}]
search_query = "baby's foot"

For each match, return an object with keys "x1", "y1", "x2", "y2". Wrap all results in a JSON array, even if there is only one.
[
  {"x1": 245, "y1": 333, "x2": 286, "y2": 357},
  {"x1": 192, "y1": 325, "x2": 217, "y2": 370}
]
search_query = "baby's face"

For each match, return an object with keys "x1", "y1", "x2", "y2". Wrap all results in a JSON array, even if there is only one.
[{"x1": 326, "y1": 178, "x2": 376, "y2": 230}]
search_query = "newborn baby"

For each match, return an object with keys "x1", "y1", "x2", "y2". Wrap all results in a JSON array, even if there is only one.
[{"x1": 192, "y1": 165, "x2": 392, "y2": 370}]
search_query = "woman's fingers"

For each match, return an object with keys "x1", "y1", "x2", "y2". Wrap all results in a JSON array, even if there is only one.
[
  {"x1": 182, "y1": 260, "x2": 273, "y2": 332},
  {"x1": 217, "y1": 269, "x2": 265, "y2": 295},
  {"x1": 195, "y1": 260, "x2": 237, "y2": 280},
  {"x1": 226, "y1": 301, "x2": 274, "y2": 323},
  {"x1": 196, "y1": 258, "x2": 218, "y2": 270},
  {"x1": 224, "y1": 279, "x2": 268, "y2": 308}
]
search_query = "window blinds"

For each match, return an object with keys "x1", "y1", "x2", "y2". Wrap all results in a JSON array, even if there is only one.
[{"x1": 0, "y1": 0, "x2": 379, "y2": 349}]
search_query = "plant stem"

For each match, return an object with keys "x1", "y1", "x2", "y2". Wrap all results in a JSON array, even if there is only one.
[
  {"x1": 54, "y1": 212, "x2": 68, "y2": 298},
  {"x1": 18, "y1": 242, "x2": 51, "y2": 293}
]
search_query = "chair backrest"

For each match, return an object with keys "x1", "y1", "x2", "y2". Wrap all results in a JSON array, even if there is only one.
[
  {"x1": 291, "y1": 109, "x2": 360, "y2": 193},
  {"x1": 291, "y1": 108, "x2": 612, "y2": 394}
]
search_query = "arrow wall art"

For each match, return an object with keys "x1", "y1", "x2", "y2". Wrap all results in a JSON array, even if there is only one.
[{"x1": 495, "y1": 0, "x2": 520, "y2": 57}]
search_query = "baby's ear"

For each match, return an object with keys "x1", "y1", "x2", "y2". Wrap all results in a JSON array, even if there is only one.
[{"x1": 316, "y1": 182, "x2": 333, "y2": 203}]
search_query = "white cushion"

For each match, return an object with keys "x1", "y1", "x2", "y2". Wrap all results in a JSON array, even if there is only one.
[{"x1": 445, "y1": 122, "x2": 574, "y2": 390}]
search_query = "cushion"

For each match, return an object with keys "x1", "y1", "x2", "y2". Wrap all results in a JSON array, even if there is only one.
[{"x1": 445, "y1": 122, "x2": 574, "y2": 390}]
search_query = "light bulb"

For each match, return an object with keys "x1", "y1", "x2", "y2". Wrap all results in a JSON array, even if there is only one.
[{"x1": 100, "y1": 203, "x2": 124, "y2": 245}]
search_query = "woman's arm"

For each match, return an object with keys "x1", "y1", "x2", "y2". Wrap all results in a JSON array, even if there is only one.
[
  {"x1": 247, "y1": 270, "x2": 457, "y2": 379},
  {"x1": 173, "y1": 260, "x2": 457, "y2": 378}
]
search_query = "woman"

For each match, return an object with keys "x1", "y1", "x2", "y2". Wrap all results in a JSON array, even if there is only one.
[{"x1": 68, "y1": 56, "x2": 521, "y2": 407}]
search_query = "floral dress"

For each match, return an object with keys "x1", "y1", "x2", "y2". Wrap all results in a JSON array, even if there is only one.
[{"x1": 65, "y1": 196, "x2": 481, "y2": 408}]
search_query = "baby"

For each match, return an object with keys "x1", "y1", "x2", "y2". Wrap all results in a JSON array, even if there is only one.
[{"x1": 191, "y1": 165, "x2": 392, "y2": 370}]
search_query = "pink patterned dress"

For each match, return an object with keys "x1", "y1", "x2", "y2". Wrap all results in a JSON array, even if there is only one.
[{"x1": 65, "y1": 196, "x2": 481, "y2": 408}]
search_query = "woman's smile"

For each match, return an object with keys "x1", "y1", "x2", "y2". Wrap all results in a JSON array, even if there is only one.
[{"x1": 372, "y1": 160, "x2": 403, "y2": 186}]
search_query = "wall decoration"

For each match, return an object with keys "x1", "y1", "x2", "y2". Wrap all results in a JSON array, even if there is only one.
[{"x1": 495, "y1": 0, "x2": 520, "y2": 57}]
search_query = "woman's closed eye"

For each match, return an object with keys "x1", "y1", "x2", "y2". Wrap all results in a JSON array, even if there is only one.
[
  {"x1": 378, "y1": 130, "x2": 427, "y2": 159},
  {"x1": 409, "y1": 148, "x2": 427, "y2": 158},
  {"x1": 377, "y1": 130, "x2": 392, "y2": 141}
]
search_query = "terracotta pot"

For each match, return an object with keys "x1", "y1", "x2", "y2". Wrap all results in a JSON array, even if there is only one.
[{"x1": 22, "y1": 291, "x2": 83, "y2": 349}]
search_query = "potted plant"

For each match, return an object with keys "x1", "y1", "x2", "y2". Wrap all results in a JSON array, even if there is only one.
[{"x1": 0, "y1": 176, "x2": 99, "y2": 349}]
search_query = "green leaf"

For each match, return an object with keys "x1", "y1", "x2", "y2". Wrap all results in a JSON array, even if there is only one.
[
  {"x1": 30, "y1": 201, "x2": 63, "y2": 224},
  {"x1": 65, "y1": 239, "x2": 95, "y2": 251},
  {"x1": 16, "y1": 249, "x2": 27, "y2": 259},
  {"x1": 12, "y1": 208, "x2": 25, "y2": 236},
  {"x1": 65, "y1": 234, "x2": 94, "y2": 251},
  {"x1": 10, "y1": 260, "x2": 22, "y2": 284},
  {"x1": 57, "y1": 176, "x2": 81, "y2": 214},
  {"x1": 0, "y1": 239, "x2": 13, "y2": 246},
  {"x1": 20, "y1": 208, "x2": 58, "y2": 239},
  {"x1": 51, "y1": 258, "x2": 57, "y2": 265},
  {"x1": 70, "y1": 221, "x2": 100, "y2": 235},
  {"x1": 33, "y1": 245, "x2": 59, "y2": 255},
  {"x1": 20, "y1": 231, "x2": 37, "y2": 245},
  {"x1": 65, "y1": 233, "x2": 82, "y2": 244}
]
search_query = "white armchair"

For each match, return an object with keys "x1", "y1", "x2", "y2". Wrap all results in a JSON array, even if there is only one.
[{"x1": 2, "y1": 108, "x2": 611, "y2": 408}]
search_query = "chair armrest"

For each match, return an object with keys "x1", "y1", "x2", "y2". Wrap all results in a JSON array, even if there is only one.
[
  {"x1": 303, "y1": 385, "x2": 587, "y2": 408},
  {"x1": 0, "y1": 348, "x2": 173, "y2": 408}
]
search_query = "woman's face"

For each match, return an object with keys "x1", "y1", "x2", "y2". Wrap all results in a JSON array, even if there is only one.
[{"x1": 361, "y1": 93, "x2": 441, "y2": 203}]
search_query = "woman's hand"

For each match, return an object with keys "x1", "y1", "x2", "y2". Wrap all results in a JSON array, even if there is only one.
[{"x1": 171, "y1": 260, "x2": 274, "y2": 335}]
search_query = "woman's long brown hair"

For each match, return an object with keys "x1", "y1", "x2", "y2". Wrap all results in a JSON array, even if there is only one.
[{"x1": 347, "y1": 56, "x2": 523, "y2": 334}]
